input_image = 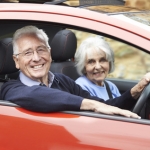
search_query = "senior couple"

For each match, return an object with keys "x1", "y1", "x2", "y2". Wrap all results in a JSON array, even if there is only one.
[{"x1": 1, "y1": 25, "x2": 150, "y2": 118}]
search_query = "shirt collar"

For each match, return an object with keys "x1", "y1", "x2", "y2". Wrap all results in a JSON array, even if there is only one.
[{"x1": 19, "y1": 71, "x2": 55, "y2": 87}]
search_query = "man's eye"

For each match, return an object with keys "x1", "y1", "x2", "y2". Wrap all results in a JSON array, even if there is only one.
[
  {"x1": 25, "y1": 51, "x2": 33, "y2": 56},
  {"x1": 37, "y1": 48, "x2": 46, "y2": 53},
  {"x1": 38, "y1": 48, "x2": 44, "y2": 51}
]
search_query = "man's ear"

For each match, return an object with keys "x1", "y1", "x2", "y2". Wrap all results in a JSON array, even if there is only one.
[
  {"x1": 49, "y1": 49, "x2": 52, "y2": 63},
  {"x1": 13, "y1": 55, "x2": 20, "y2": 69}
]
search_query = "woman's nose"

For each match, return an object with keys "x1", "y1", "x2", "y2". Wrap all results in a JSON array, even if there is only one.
[{"x1": 95, "y1": 62, "x2": 101, "y2": 69}]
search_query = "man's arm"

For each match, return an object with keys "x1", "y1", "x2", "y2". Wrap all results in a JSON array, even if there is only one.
[
  {"x1": 69, "y1": 76, "x2": 136, "y2": 110},
  {"x1": 1, "y1": 72, "x2": 150, "y2": 118},
  {"x1": 1, "y1": 80, "x2": 83, "y2": 112},
  {"x1": 80, "y1": 99, "x2": 140, "y2": 119},
  {"x1": 1, "y1": 79, "x2": 141, "y2": 118},
  {"x1": 79, "y1": 72, "x2": 150, "y2": 119}
]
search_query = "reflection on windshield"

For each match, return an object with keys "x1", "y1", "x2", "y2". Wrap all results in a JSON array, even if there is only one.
[
  {"x1": 124, "y1": 13, "x2": 150, "y2": 26},
  {"x1": 86, "y1": 5, "x2": 147, "y2": 13}
]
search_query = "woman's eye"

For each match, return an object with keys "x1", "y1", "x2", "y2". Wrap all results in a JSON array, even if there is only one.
[
  {"x1": 88, "y1": 60, "x2": 95, "y2": 64},
  {"x1": 100, "y1": 58, "x2": 107, "y2": 62}
]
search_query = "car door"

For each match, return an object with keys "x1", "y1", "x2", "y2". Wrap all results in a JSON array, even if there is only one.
[{"x1": 0, "y1": 4, "x2": 150, "y2": 150}]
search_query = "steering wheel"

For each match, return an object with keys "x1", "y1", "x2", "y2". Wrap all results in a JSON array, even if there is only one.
[{"x1": 132, "y1": 83, "x2": 150, "y2": 114}]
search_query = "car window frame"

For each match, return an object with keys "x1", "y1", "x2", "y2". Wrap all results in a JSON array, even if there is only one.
[
  {"x1": 0, "y1": 100, "x2": 150, "y2": 125},
  {"x1": 0, "y1": 19, "x2": 150, "y2": 125}
]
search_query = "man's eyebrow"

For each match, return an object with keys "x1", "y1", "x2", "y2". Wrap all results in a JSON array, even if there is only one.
[
  {"x1": 37, "y1": 45, "x2": 47, "y2": 48},
  {"x1": 21, "y1": 45, "x2": 46, "y2": 52},
  {"x1": 21, "y1": 48, "x2": 32, "y2": 53}
]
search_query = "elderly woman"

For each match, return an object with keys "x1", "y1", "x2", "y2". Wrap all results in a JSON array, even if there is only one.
[{"x1": 75, "y1": 36, "x2": 120, "y2": 100}]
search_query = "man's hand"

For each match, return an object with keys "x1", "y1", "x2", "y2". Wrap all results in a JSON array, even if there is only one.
[{"x1": 80, "y1": 99, "x2": 141, "y2": 119}]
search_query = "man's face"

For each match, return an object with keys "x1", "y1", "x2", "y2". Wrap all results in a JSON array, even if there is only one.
[{"x1": 13, "y1": 34, "x2": 52, "y2": 83}]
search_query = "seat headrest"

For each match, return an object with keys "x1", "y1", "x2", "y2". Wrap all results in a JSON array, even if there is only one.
[
  {"x1": 51, "y1": 29, "x2": 77, "y2": 61},
  {"x1": 0, "y1": 38, "x2": 18, "y2": 75}
]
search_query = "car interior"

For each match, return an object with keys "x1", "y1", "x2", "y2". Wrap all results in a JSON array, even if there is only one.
[
  {"x1": 0, "y1": 21, "x2": 150, "y2": 123},
  {"x1": 0, "y1": 28, "x2": 79, "y2": 80}
]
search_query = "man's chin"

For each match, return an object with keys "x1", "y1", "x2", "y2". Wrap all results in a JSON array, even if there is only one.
[{"x1": 30, "y1": 73, "x2": 45, "y2": 80}]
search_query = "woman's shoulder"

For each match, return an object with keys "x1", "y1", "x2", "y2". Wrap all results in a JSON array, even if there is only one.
[
  {"x1": 76, "y1": 75, "x2": 87, "y2": 81},
  {"x1": 75, "y1": 76, "x2": 93, "y2": 86},
  {"x1": 75, "y1": 76, "x2": 92, "y2": 84}
]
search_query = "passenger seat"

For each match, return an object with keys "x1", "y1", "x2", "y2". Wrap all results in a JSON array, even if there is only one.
[{"x1": 50, "y1": 29, "x2": 79, "y2": 80}]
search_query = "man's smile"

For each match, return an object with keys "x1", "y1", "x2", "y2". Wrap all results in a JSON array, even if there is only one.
[{"x1": 31, "y1": 64, "x2": 44, "y2": 70}]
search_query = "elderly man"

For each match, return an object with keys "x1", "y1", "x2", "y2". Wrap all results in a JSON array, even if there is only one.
[{"x1": 1, "y1": 25, "x2": 150, "y2": 118}]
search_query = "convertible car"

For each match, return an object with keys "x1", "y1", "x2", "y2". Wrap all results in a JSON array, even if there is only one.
[{"x1": 0, "y1": 0, "x2": 150, "y2": 149}]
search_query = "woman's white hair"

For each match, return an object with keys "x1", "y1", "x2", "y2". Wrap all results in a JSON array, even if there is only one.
[
  {"x1": 75, "y1": 36, "x2": 115, "y2": 75},
  {"x1": 12, "y1": 25, "x2": 51, "y2": 54}
]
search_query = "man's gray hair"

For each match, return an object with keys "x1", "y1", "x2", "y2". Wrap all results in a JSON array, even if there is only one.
[
  {"x1": 75, "y1": 36, "x2": 115, "y2": 75},
  {"x1": 12, "y1": 25, "x2": 51, "y2": 54}
]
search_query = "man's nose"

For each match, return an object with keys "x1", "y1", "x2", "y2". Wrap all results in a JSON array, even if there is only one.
[{"x1": 32, "y1": 51, "x2": 40, "y2": 61}]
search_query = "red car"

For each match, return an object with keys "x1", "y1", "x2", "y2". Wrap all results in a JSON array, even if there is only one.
[{"x1": 0, "y1": 1, "x2": 150, "y2": 149}]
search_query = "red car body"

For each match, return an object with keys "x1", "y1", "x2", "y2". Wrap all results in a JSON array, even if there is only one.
[
  {"x1": 1, "y1": 105, "x2": 150, "y2": 150},
  {"x1": 0, "y1": 3, "x2": 150, "y2": 150}
]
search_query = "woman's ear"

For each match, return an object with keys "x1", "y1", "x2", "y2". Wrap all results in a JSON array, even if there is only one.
[{"x1": 83, "y1": 67, "x2": 87, "y2": 74}]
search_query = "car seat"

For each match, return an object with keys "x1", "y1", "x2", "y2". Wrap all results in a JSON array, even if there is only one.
[
  {"x1": 50, "y1": 29, "x2": 79, "y2": 80},
  {"x1": 0, "y1": 38, "x2": 19, "y2": 82},
  {"x1": 0, "y1": 38, "x2": 19, "y2": 99}
]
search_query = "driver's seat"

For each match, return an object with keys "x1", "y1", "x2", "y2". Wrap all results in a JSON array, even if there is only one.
[
  {"x1": 0, "y1": 38, "x2": 19, "y2": 82},
  {"x1": 0, "y1": 38, "x2": 19, "y2": 99}
]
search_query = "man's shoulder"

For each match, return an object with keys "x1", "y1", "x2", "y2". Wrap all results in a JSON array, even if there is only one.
[
  {"x1": 54, "y1": 73, "x2": 73, "y2": 81},
  {"x1": 2, "y1": 79, "x2": 23, "y2": 87},
  {"x1": 53, "y1": 73, "x2": 65, "y2": 77}
]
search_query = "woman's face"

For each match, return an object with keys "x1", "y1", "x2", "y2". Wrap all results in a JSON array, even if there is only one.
[{"x1": 85, "y1": 49, "x2": 110, "y2": 86}]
